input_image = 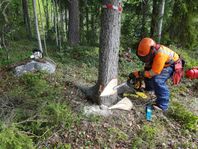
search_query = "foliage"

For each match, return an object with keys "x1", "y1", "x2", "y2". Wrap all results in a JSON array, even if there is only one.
[
  {"x1": 132, "y1": 124, "x2": 157, "y2": 149},
  {"x1": 0, "y1": 124, "x2": 34, "y2": 149},
  {"x1": 169, "y1": 45, "x2": 198, "y2": 69},
  {"x1": 118, "y1": 49, "x2": 143, "y2": 82},
  {"x1": 168, "y1": 101, "x2": 198, "y2": 132},
  {"x1": 19, "y1": 72, "x2": 50, "y2": 97},
  {"x1": 0, "y1": 40, "x2": 36, "y2": 67},
  {"x1": 53, "y1": 45, "x2": 99, "y2": 82},
  {"x1": 40, "y1": 102, "x2": 77, "y2": 128},
  {"x1": 0, "y1": 35, "x2": 197, "y2": 148},
  {"x1": 167, "y1": 0, "x2": 198, "y2": 49}
]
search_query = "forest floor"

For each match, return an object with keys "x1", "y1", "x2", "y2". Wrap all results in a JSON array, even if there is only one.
[{"x1": 0, "y1": 41, "x2": 197, "y2": 148}]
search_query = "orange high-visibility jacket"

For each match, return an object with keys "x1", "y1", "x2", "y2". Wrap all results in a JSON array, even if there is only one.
[{"x1": 144, "y1": 45, "x2": 179, "y2": 78}]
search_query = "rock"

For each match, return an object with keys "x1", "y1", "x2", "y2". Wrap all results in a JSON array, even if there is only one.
[{"x1": 15, "y1": 60, "x2": 56, "y2": 76}]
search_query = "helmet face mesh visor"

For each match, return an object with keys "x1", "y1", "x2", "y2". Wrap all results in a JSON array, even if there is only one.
[{"x1": 136, "y1": 49, "x2": 154, "y2": 63}]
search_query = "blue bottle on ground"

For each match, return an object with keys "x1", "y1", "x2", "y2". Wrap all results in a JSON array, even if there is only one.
[{"x1": 146, "y1": 104, "x2": 152, "y2": 121}]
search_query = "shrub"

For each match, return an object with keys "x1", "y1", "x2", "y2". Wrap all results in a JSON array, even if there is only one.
[{"x1": 0, "y1": 124, "x2": 34, "y2": 149}]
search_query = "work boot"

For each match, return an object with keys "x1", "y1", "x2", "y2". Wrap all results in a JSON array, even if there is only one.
[{"x1": 152, "y1": 104, "x2": 163, "y2": 111}]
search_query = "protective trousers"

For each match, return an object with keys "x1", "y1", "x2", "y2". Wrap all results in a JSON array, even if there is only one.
[{"x1": 144, "y1": 66, "x2": 174, "y2": 111}]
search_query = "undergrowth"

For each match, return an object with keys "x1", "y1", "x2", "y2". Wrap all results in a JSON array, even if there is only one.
[
  {"x1": 0, "y1": 40, "x2": 197, "y2": 148},
  {"x1": 0, "y1": 124, "x2": 34, "y2": 149},
  {"x1": 168, "y1": 101, "x2": 198, "y2": 132},
  {"x1": 132, "y1": 124, "x2": 158, "y2": 149}
]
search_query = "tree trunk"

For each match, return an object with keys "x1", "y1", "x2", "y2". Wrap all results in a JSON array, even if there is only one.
[
  {"x1": 156, "y1": 0, "x2": 165, "y2": 43},
  {"x1": 90, "y1": 6, "x2": 97, "y2": 45},
  {"x1": 32, "y1": 0, "x2": 43, "y2": 52},
  {"x1": 141, "y1": 0, "x2": 148, "y2": 38},
  {"x1": 53, "y1": 0, "x2": 59, "y2": 47},
  {"x1": 88, "y1": 0, "x2": 121, "y2": 106},
  {"x1": 86, "y1": 6, "x2": 89, "y2": 44},
  {"x1": 68, "y1": 0, "x2": 80, "y2": 46},
  {"x1": 22, "y1": 0, "x2": 32, "y2": 39},
  {"x1": 65, "y1": 8, "x2": 68, "y2": 41},
  {"x1": 150, "y1": 0, "x2": 158, "y2": 39},
  {"x1": 60, "y1": 9, "x2": 64, "y2": 48},
  {"x1": 38, "y1": 0, "x2": 47, "y2": 52},
  {"x1": 42, "y1": 0, "x2": 49, "y2": 37},
  {"x1": 79, "y1": 2, "x2": 84, "y2": 43}
]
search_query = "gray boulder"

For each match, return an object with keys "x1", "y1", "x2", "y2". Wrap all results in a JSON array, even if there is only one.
[{"x1": 15, "y1": 60, "x2": 56, "y2": 76}]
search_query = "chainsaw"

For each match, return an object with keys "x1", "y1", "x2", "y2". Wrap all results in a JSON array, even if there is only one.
[
  {"x1": 100, "y1": 77, "x2": 147, "y2": 99},
  {"x1": 116, "y1": 78, "x2": 149, "y2": 99},
  {"x1": 114, "y1": 77, "x2": 143, "y2": 92}
]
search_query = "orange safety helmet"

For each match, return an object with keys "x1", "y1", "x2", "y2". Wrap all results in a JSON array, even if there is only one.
[{"x1": 137, "y1": 38, "x2": 156, "y2": 56}]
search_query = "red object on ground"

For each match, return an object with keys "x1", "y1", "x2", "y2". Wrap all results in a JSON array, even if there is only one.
[{"x1": 185, "y1": 67, "x2": 198, "y2": 79}]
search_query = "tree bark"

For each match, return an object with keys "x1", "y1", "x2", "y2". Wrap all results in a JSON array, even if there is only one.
[
  {"x1": 141, "y1": 0, "x2": 148, "y2": 38},
  {"x1": 53, "y1": 0, "x2": 59, "y2": 47},
  {"x1": 60, "y1": 9, "x2": 64, "y2": 48},
  {"x1": 156, "y1": 0, "x2": 165, "y2": 43},
  {"x1": 65, "y1": 8, "x2": 68, "y2": 41},
  {"x1": 32, "y1": 0, "x2": 43, "y2": 52},
  {"x1": 68, "y1": 0, "x2": 80, "y2": 46},
  {"x1": 86, "y1": 5, "x2": 89, "y2": 44},
  {"x1": 79, "y1": 2, "x2": 84, "y2": 43},
  {"x1": 42, "y1": 0, "x2": 49, "y2": 37},
  {"x1": 89, "y1": 0, "x2": 121, "y2": 106},
  {"x1": 22, "y1": 0, "x2": 32, "y2": 39},
  {"x1": 38, "y1": 0, "x2": 47, "y2": 52},
  {"x1": 150, "y1": 0, "x2": 158, "y2": 39},
  {"x1": 90, "y1": 6, "x2": 96, "y2": 45}
]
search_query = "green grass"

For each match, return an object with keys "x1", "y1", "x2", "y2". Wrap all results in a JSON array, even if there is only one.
[
  {"x1": 132, "y1": 124, "x2": 158, "y2": 149},
  {"x1": 168, "y1": 101, "x2": 198, "y2": 132},
  {"x1": 0, "y1": 40, "x2": 37, "y2": 67},
  {"x1": 108, "y1": 127, "x2": 129, "y2": 141},
  {"x1": 0, "y1": 46, "x2": 82, "y2": 147},
  {"x1": 0, "y1": 40, "x2": 198, "y2": 148}
]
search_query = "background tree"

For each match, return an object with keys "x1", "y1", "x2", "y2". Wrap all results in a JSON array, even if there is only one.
[
  {"x1": 156, "y1": 0, "x2": 165, "y2": 43},
  {"x1": 32, "y1": 0, "x2": 43, "y2": 52},
  {"x1": 168, "y1": 0, "x2": 198, "y2": 49},
  {"x1": 68, "y1": 0, "x2": 80, "y2": 46},
  {"x1": 22, "y1": 0, "x2": 32, "y2": 39},
  {"x1": 141, "y1": 0, "x2": 149, "y2": 38},
  {"x1": 150, "y1": 0, "x2": 158, "y2": 39}
]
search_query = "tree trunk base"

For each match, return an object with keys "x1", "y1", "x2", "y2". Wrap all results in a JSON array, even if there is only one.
[
  {"x1": 76, "y1": 83, "x2": 118, "y2": 106},
  {"x1": 76, "y1": 83, "x2": 100, "y2": 105}
]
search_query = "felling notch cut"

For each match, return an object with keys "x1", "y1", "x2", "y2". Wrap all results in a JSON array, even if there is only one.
[{"x1": 100, "y1": 79, "x2": 118, "y2": 97}]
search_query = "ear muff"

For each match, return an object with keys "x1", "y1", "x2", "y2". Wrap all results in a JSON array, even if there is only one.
[{"x1": 136, "y1": 48, "x2": 155, "y2": 63}]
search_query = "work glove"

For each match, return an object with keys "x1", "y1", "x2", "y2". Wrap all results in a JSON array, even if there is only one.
[
  {"x1": 127, "y1": 71, "x2": 140, "y2": 85},
  {"x1": 129, "y1": 71, "x2": 144, "y2": 79},
  {"x1": 127, "y1": 71, "x2": 144, "y2": 89},
  {"x1": 128, "y1": 72, "x2": 136, "y2": 81},
  {"x1": 127, "y1": 73, "x2": 136, "y2": 87}
]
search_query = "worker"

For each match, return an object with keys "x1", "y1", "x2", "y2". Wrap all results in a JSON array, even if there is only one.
[{"x1": 128, "y1": 37, "x2": 182, "y2": 111}]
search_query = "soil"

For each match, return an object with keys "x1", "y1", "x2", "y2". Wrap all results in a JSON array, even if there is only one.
[
  {"x1": 0, "y1": 64, "x2": 197, "y2": 149},
  {"x1": 38, "y1": 79, "x2": 198, "y2": 149}
]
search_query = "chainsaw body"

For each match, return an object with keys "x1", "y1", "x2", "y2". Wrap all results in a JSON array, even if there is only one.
[{"x1": 113, "y1": 77, "x2": 149, "y2": 99}]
